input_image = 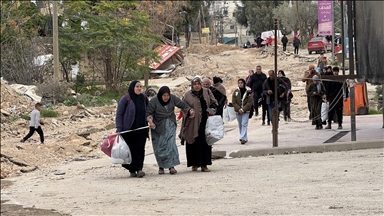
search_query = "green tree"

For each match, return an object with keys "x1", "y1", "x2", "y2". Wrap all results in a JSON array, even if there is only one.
[
  {"x1": 235, "y1": 1, "x2": 283, "y2": 36},
  {"x1": 60, "y1": 1, "x2": 160, "y2": 92},
  {"x1": 1, "y1": 1, "x2": 50, "y2": 84}
]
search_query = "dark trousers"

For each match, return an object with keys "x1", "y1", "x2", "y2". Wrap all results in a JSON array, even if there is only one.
[
  {"x1": 23, "y1": 126, "x2": 44, "y2": 143},
  {"x1": 307, "y1": 95, "x2": 311, "y2": 112},
  {"x1": 281, "y1": 100, "x2": 291, "y2": 120},
  {"x1": 328, "y1": 100, "x2": 343, "y2": 125},
  {"x1": 283, "y1": 43, "x2": 287, "y2": 51},
  {"x1": 121, "y1": 131, "x2": 147, "y2": 173},
  {"x1": 294, "y1": 46, "x2": 299, "y2": 54},
  {"x1": 253, "y1": 92, "x2": 260, "y2": 116},
  {"x1": 262, "y1": 99, "x2": 270, "y2": 123}
]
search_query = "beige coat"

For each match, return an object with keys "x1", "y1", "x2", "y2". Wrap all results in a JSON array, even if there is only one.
[
  {"x1": 232, "y1": 87, "x2": 253, "y2": 113},
  {"x1": 180, "y1": 88, "x2": 218, "y2": 144}
]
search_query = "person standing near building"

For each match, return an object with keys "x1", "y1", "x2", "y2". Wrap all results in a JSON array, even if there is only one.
[
  {"x1": 281, "y1": 34, "x2": 288, "y2": 51},
  {"x1": 324, "y1": 67, "x2": 349, "y2": 129},
  {"x1": 293, "y1": 37, "x2": 301, "y2": 55},
  {"x1": 20, "y1": 103, "x2": 44, "y2": 144}
]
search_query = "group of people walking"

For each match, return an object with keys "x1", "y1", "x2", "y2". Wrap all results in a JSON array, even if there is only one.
[
  {"x1": 113, "y1": 59, "x2": 348, "y2": 177},
  {"x1": 115, "y1": 78, "x2": 221, "y2": 178},
  {"x1": 302, "y1": 63, "x2": 349, "y2": 130}
]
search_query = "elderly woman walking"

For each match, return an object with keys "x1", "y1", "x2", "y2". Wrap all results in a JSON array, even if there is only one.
[
  {"x1": 232, "y1": 79, "x2": 253, "y2": 144},
  {"x1": 180, "y1": 76, "x2": 218, "y2": 172},
  {"x1": 307, "y1": 75, "x2": 326, "y2": 129},
  {"x1": 146, "y1": 86, "x2": 194, "y2": 175},
  {"x1": 115, "y1": 80, "x2": 149, "y2": 178}
]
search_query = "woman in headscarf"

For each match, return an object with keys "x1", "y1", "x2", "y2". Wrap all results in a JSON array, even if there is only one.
[
  {"x1": 307, "y1": 75, "x2": 326, "y2": 129},
  {"x1": 115, "y1": 80, "x2": 149, "y2": 178},
  {"x1": 146, "y1": 86, "x2": 194, "y2": 175},
  {"x1": 232, "y1": 79, "x2": 253, "y2": 144},
  {"x1": 180, "y1": 76, "x2": 218, "y2": 172}
]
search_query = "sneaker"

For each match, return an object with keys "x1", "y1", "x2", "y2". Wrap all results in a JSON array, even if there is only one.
[
  {"x1": 267, "y1": 121, "x2": 271, "y2": 126},
  {"x1": 201, "y1": 166, "x2": 210, "y2": 172},
  {"x1": 20, "y1": 139, "x2": 25, "y2": 143},
  {"x1": 337, "y1": 125, "x2": 343, "y2": 129},
  {"x1": 137, "y1": 170, "x2": 145, "y2": 178},
  {"x1": 262, "y1": 121, "x2": 265, "y2": 125},
  {"x1": 130, "y1": 172, "x2": 137, "y2": 177},
  {"x1": 192, "y1": 166, "x2": 198, "y2": 171},
  {"x1": 240, "y1": 140, "x2": 246, "y2": 144}
]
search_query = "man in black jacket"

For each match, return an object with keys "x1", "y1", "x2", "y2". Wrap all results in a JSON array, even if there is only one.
[
  {"x1": 249, "y1": 66, "x2": 268, "y2": 124},
  {"x1": 324, "y1": 67, "x2": 349, "y2": 129},
  {"x1": 202, "y1": 78, "x2": 227, "y2": 117},
  {"x1": 281, "y1": 34, "x2": 288, "y2": 51},
  {"x1": 263, "y1": 70, "x2": 287, "y2": 126}
]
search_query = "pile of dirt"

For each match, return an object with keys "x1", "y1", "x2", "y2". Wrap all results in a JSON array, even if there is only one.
[
  {"x1": 0, "y1": 80, "x2": 35, "y2": 119},
  {"x1": 186, "y1": 44, "x2": 242, "y2": 55}
]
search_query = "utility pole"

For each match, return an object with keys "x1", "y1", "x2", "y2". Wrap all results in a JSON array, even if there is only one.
[
  {"x1": 53, "y1": 1, "x2": 60, "y2": 81},
  {"x1": 198, "y1": 9, "x2": 202, "y2": 44},
  {"x1": 347, "y1": 0, "x2": 356, "y2": 141},
  {"x1": 331, "y1": 0, "x2": 335, "y2": 62},
  {"x1": 272, "y1": 19, "x2": 278, "y2": 147}
]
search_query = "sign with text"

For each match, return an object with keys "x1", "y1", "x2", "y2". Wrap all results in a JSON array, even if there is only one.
[
  {"x1": 202, "y1": 28, "x2": 210, "y2": 34},
  {"x1": 318, "y1": 0, "x2": 333, "y2": 36}
]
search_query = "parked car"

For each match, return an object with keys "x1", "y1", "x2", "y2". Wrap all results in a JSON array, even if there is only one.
[{"x1": 307, "y1": 37, "x2": 332, "y2": 54}]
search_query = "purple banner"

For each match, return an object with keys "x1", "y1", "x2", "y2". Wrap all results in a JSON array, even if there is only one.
[{"x1": 318, "y1": 0, "x2": 333, "y2": 36}]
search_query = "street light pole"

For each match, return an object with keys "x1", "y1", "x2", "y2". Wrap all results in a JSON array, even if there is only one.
[
  {"x1": 180, "y1": 11, "x2": 191, "y2": 48},
  {"x1": 53, "y1": 1, "x2": 60, "y2": 81}
]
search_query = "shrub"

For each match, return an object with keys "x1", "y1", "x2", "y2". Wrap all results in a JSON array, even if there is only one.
[
  {"x1": 40, "y1": 109, "x2": 59, "y2": 117},
  {"x1": 36, "y1": 77, "x2": 70, "y2": 104},
  {"x1": 21, "y1": 114, "x2": 30, "y2": 120}
]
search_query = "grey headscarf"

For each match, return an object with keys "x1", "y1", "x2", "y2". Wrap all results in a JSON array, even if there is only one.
[{"x1": 313, "y1": 75, "x2": 321, "y2": 92}]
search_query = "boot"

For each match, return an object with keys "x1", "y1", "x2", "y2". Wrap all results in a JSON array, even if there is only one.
[
  {"x1": 337, "y1": 124, "x2": 342, "y2": 129},
  {"x1": 324, "y1": 122, "x2": 332, "y2": 129}
]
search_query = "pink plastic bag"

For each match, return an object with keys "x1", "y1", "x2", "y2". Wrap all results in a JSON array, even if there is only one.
[{"x1": 100, "y1": 133, "x2": 118, "y2": 157}]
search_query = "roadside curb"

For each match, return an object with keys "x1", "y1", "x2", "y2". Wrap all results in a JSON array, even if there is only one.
[{"x1": 228, "y1": 140, "x2": 384, "y2": 158}]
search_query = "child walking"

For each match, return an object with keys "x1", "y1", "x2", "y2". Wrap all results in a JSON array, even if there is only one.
[{"x1": 20, "y1": 103, "x2": 44, "y2": 144}]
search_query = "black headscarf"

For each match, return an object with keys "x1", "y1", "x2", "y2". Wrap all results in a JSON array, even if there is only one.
[
  {"x1": 238, "y1": 78, "x2": 246, "y2": 98},
  {"x1": 157, "y1": 86, "x2": 171, "y2": 106},
  {"x1": 128, "y1": 80, "x2": 146, "y2": 129}
]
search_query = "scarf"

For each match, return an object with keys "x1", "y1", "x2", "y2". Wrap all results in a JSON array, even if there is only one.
[{"x1": 157, "y1": 86, "x2": 171, "y2": 106}]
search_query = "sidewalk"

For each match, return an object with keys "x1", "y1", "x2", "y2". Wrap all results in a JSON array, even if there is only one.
[{"x1": 145, "y1": 114, "x2": 383, "y2": 164}]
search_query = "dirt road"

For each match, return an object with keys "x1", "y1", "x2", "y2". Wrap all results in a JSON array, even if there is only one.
[{"x1": 2, "y1": 148, "x2": 383, "y2": 215}]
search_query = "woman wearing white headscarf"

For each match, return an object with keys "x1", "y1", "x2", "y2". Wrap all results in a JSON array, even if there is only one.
[{"x1": 307, "y1": 75, "x2": 326, "y2": 129}]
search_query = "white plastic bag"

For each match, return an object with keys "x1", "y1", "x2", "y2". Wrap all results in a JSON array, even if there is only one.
[
  {"x1": 321, "y1": 101, "x2": 329, "y2": 122},
  {"x1": 223, "y1": 105, "x2": 236, "y2": 123},
  {"x1": 205, "y1": 115, "x2": 225, "y2": 146},
  {"x1": 110, "y1": 135, "x2": 132, "y2": 164}
]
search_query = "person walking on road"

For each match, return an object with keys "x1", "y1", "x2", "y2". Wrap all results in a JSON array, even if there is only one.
[
  {"x1": 293, "y1": 37, "x2": 301, "y2": 54},
  {"x1": 20, "y1": 103, "x2": 44, "y2": 144},
  {"x1": 115, "y1": 80, "x2": 149, "y2": 178},
  {"x1": 307, "y1": 75, "x2": 326, "y2": 130},
  {"x1": 146, "y1": 86, "x2": 194, "y2": 175},
  {"x1": 302, "y1": 65, "x2": 321, "y2": 118},
  {"x1": 278, "y1": 70, "x2": 293, "y2": 122},
  {"x1": 324, "y1": 67, "x2": 349, "y2": 129},
  {"x1": 281, "y1": 34, "x2": 288, "y2": 51},
  {"x1": 263, "y1": 70, "x2": 287, "y2": 126},
  {"x1": 232, "y1": 79, "x2": 253, "y2": 144},
  {"x1": 179, "y1": 76, "x2": 218, "y2": 172},
  {"x1": 202, "y1": 78, "x2": 227, "y2": 117},
  {"x1": 249, "y1": 66, "x2": 268, "y2": 120}
]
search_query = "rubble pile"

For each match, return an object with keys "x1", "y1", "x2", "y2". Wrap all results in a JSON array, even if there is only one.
[{"x1": 1, "y1": 80, "x2": 35, "y2": 119}]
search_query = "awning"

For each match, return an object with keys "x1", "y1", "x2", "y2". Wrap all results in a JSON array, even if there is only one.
[{"x1": 150, "y1": 45, "x2": 180, "y2": 69}]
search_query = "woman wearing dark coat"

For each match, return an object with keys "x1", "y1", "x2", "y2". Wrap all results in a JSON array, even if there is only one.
[
  {"x1": 307, "y1": 75, "x2": 326, "y2": 129},
  {"x1": 115, "y1": 80, "x2": 149, "y2": 178},
  {"x1": 146, "y1": 86, "x2": 193, "y2": 175},
  {"x1": 180, "y1": 76, "x2": 218, "y2": 172}
]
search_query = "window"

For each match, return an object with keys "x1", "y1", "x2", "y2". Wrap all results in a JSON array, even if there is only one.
[{"x1": 230, "y1": 25, "x2": 234, "y2": 29}]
